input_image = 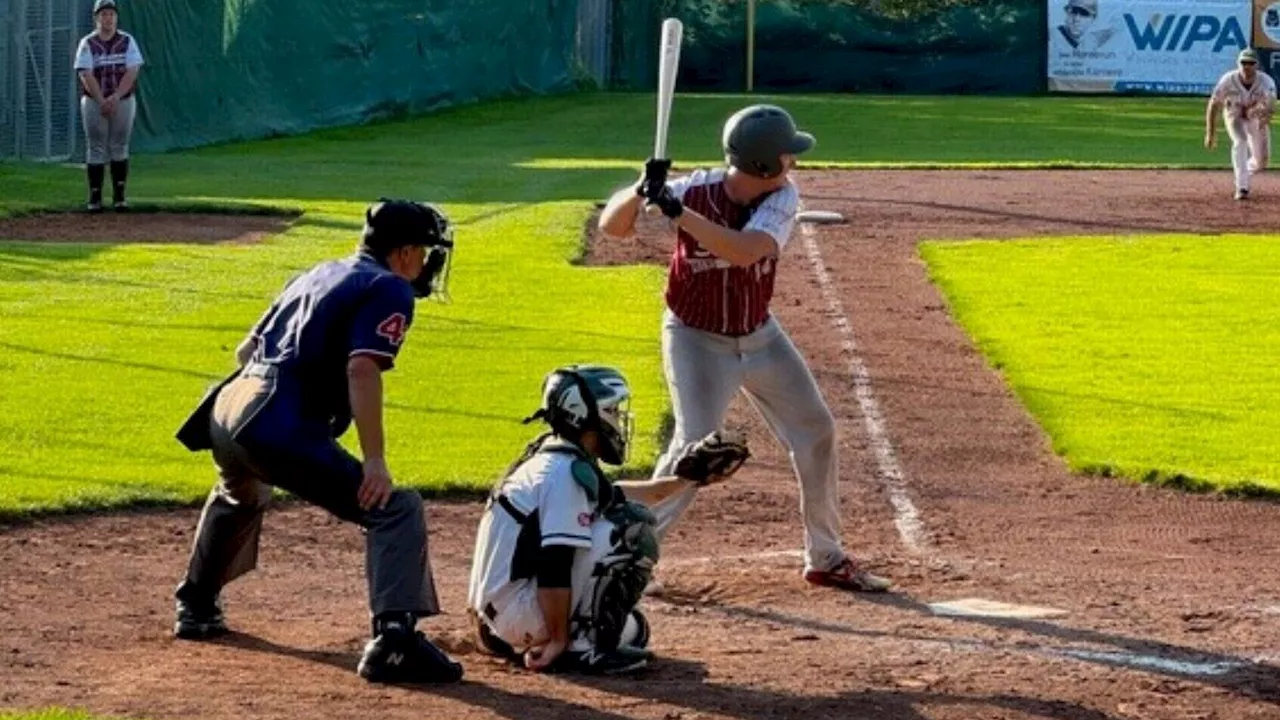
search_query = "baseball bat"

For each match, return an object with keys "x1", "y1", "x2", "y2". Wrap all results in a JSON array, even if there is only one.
[{"x1": 646, "y1": 18, "x2": 683, "y2": 216}]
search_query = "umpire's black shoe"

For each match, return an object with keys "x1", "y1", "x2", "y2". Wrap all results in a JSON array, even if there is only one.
[
  {"x1": 173, "y1": 597, "x2": 228, "y2": 640},
  {"x1": 358, "y1": 630, "x2": 464, "y2": 684},
  {"x1": 557, "y1": 644, "x2": 652, "y2": 675}
]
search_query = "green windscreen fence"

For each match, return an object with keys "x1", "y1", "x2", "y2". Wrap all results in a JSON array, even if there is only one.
[
  {"x1": 121, "y1": 0, "x2": 580, "y2": 152},
  {"x1": 612, "y1": 0, "x2": 1046, "y2": 94}
]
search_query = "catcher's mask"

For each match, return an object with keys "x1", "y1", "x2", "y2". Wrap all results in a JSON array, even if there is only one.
[
  {"x1": 523, "y1": 365, "x2": 633, "y2": 466},
  {"x1": 360, "y1": 198, "x2": 455, "y2": 300}
]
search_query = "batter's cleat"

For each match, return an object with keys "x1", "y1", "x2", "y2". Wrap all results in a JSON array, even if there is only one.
[
  {"x1": 1236, "y1": 188, "x2": 1250, "y2": 201},
  {"x1": 557, "y1": 644, "x2": 652, "y2": 675},
  {"x1": 804, "y1": 558, "x2": 892, "y2": 593},
  {"x1": 357, "y1": 628, "x2": 464, "y2": 684},
  {"x1": 173, "y1": 597, "x2": 229, "y2": 640}
]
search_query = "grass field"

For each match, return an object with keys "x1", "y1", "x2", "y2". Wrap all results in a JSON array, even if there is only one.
[
  {"x1": 0, "y1": 91, "x2": 1267, "y2": 519},
  {"x1": 922, "y1": 235, "x2": 1280, "y2": 495}
]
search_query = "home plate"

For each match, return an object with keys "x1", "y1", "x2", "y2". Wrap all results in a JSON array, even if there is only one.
[
  {"x1": 797, "y1": 210, "x2": 846, "y2": 224},
  {"x1": 928, "y1": 598, "x2": 1068, "y2": 620}
]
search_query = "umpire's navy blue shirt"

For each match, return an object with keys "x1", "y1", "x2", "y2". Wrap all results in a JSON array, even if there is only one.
[{"x1": 247, "y1": 251, "x2": 415, "y2": 426}]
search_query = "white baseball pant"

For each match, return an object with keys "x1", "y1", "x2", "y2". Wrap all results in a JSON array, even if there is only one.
[
  {"x1": 647, "y1": 309, "x2": 846, "y2": 573},
  {"x1": 81, "y1": 95, "x2": 136, "y2": 164},
  {"x1": 1226, "y1": 112, "x2": 1271, "y2": 192},
  {"x1": 483, "y1": 517, "x2": 644, "y2": 652}
]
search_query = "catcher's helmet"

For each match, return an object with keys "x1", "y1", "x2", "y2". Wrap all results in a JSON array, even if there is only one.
[
  {"x1": 722, "y1": 104, "x2": 815, "y2": 179},
  {"x1": 524, "y1": 365, "x2": 633, "y2": 466},
  {"x1": 360, "y1": 198, "x2": 454, "y2": 299}
]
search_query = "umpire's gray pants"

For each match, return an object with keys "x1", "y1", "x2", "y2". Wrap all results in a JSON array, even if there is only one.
[
  {"x1": 177, "y1": 374, "x2": 441, "y2": 618},
  {"x1": 80, "y1": 95, "x2": 135, "y2": 164}
]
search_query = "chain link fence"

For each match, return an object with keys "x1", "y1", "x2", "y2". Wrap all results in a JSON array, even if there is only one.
[
  {"x1": 1, "y1": 0, "x2": 90, "y2": 162},
  {"x1": 3, "y1": 0, "x2": 613, "y2": 162}
]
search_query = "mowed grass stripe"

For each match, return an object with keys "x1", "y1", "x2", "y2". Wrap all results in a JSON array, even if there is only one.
[{"x1": 922, "y1": 234, "x2": 1280, "y2": 495}]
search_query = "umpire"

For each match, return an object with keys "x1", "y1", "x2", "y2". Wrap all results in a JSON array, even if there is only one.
[{"x1": 173, "y1": 199, "x2": 462, "y2": 684}]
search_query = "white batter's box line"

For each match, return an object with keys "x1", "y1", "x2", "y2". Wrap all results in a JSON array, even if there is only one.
[
  {"x1": 694, "y1": 602, "x2": 1252, "y2": 679},
  {"x1": 797, "y1": 204, "x2": 932, "y2": 556}
]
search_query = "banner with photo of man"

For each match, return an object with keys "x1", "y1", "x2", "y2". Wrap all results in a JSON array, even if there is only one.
[{"x1": 1048, "y1": 0, "x2": 1251, "y2": 94}]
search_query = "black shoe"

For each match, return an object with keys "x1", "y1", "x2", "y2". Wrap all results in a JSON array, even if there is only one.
[
  {"x1": 1236, "y1": 188, "x2": 1250, "y2": 201},
  {"x1": 113, "y1": 199, "x2": 129, "y2": 212},
  {"x1": 357, "y1": 630, "x2": 464, "y2": 684},
  {"x1": 557, "y1": 644, "x2": 652, "y2": 675},
  {"x1": 174, "y1": 597, "x2": 228, "y2": 640}
]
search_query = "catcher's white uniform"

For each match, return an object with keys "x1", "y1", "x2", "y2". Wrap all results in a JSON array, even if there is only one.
[
  {"x1": 467, "y1": 440, "x2": 657, "y2": 656},
  {"x1": 1212, "y1": 69, "x2": 1277, "y2": 193}
]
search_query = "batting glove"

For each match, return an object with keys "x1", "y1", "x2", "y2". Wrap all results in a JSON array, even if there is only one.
[{"x1": 647, "y1": 186, "x2": 683, "y2": 219}]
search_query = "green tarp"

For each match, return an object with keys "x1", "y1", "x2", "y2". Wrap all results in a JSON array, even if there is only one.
[
  {"x1": 122, "y1": 0, "x2": 580, "y2": 152},
  {"x1": 612, "y1": 0, "x2": 1046, "y2": 94}
]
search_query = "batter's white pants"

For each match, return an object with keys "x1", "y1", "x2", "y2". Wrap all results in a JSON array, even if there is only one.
[
  {"x1": 81, "y1": 95, "x2": 136, "y2": 164},
  {"x1": 1226, "y1": 113, "x2": 1271, "y2": 192},
  {"x1": 647, "y1": 309, "x2": 846, "y2": 573}
]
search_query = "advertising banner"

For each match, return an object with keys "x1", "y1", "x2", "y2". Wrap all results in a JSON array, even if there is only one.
[
  {"x1": 1255, "y1": 0, "x2": 1280, "y2": 48},
  {"x1": 1048, "y1": 0, "x2": 1251, "y2": 94}
]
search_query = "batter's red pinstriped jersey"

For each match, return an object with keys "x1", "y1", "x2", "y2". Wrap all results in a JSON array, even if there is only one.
[
  {"x1": 73, "y1": 31, "x2": 144, "y2": 99},
  {"x1": 665, "y1": 168, "x2": 799, "y2": 337}
]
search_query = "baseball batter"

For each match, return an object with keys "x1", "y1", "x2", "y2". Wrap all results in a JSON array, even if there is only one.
[
  {"x1": 73, "y1": 0, "x2": 143, "y2": 212},
  {"x1": 597, "y1": 104, "x2": 891, "y2": 594},
  {"x1": 467, "y1": 365, "x2": 749, "y2": 674},
  {"x1": 1206, "y1": 48, "x2": 1276, "y2": 200}
]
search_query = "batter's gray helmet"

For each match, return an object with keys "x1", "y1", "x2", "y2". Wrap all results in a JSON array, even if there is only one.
[{"x1": 722, "y1": 104, "x2": 815, "y2": 179}]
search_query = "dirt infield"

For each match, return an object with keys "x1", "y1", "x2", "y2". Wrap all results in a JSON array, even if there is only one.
[
  {"x1": 0, "y1": 211, "x2": 296, "y2": 244},
  {"x1": 6, "y1": 169, "x2": 1280, "y2": 720}
]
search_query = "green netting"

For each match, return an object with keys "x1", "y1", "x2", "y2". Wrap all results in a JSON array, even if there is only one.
[
  {"x1": 122, "y1": 0, "x2": 581, "y2": 152},
  {"x1": 612, "y1": 0, "x2": 1046, "y2": 94}
]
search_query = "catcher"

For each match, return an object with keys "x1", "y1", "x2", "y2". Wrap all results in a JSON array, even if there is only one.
[{"x1": 466, "y1": 364, "x2": 749, "y2": 674}]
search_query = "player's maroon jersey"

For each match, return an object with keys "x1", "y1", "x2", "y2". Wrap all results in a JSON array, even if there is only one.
[{"x1": 664, "y1": 168, "x2": 799, "y2": 337}]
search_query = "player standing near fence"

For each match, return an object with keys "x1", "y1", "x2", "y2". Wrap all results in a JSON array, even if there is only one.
[
  {"x1": 73, "y1": 0, "x2": 143, "y2": 212},
  {"x1": 597, "y1": 104, "x2": 891, "y2": 594},
  {"x1": 1206, "y1": 48, "x2": 1276, "y2": 201}
]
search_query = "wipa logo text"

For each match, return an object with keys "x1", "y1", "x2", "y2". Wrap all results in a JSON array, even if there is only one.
[{"x1": 1123, "y1": 14, "x2": 1246, "y2": 52}]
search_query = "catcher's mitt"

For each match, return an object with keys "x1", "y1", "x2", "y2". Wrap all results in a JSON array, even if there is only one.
[{"x1": 673, "y1": 430, "x2": 751, "y2": 485}]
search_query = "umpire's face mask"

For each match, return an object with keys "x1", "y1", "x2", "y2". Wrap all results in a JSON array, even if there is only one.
[{"x1": 410, "y1": 243, "x2": 454, "y2": 300}]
